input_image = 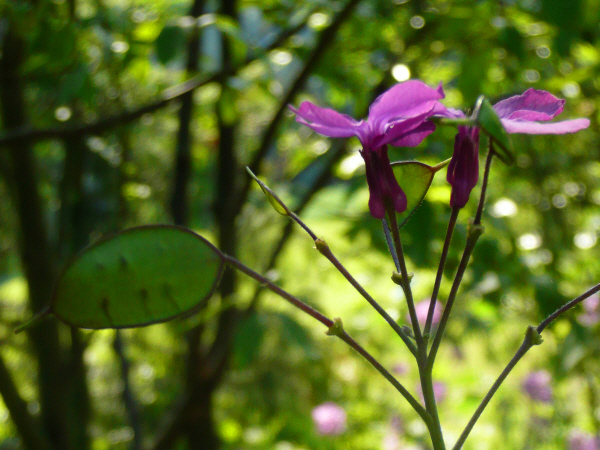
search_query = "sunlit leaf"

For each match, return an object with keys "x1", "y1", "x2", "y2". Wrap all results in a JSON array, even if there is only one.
[
  {"x1": 472, "y1": 96, "x2": 514, "y2": 165},
  {"x1": 50, "y1": 226, "x2": 225, "y2": 329},
  {"x1": 392, "y1": 159, "x2": 449, "y2": 228}
]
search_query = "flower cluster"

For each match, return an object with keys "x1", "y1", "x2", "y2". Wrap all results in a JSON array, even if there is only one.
[{"x1": 291, "y1": 82, "x2": 590, "y2": 218}]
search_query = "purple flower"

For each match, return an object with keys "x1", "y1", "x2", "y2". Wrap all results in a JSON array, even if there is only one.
[
  {"x1": 522, "y1": 370, "x2": 553, "y2": 403},
  {"x1": 568, "y1": 430, "x2": 600, "y2": 450},
  {"x1": 494, "y1": 89, "x2": 590, "y2": 134},
  {"x1": 290, "y1": 81, "x2": 445, "y2": 219},
  {"x1": 311, "y1": 402, "x2": 347, "y2": 435},
  {"x1": 447, "y1": 126, "x2": 480, "y2": 208},
  {"x1": 577, "y1": 294, "x2": 600, "y2": 327},
  {"x1": 411, "y1": 298, "x2": 443, "y2": 328},
  {"x1": 444, "y1": 89, "x2": 590, "y2": 208}
]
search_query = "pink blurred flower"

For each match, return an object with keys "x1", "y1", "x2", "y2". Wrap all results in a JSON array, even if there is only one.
[
  {"x1": 311, "y1": 402, "x2": 347, "y2": 435},
  {"x1": 522, "y1": 370, "x2": 553, "y2": 403},
  {"x1": 382, "y1": 416, "x2": 403, "y2": 450},
  {"x1": 568, "y1": 430, "x2": 600, "y2": 450},
  {"x1": 409, "y1": 299, "x2": 443, "y2": 328},
  {"x1": 392, "y1": 362, "x2": 409, "y2": 376},
  {"x1": 577, "y1": 294, "x2": 600, "y2": 327}
]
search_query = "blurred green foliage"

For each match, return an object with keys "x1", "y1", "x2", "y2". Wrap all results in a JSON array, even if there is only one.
[{"x1": 1, "y1": 0, "x2": 599, "y2": 449}]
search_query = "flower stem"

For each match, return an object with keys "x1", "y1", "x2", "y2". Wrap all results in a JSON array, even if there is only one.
[
  {"x1": 316, "y1": 240, "x2": 417, "y2": 356},
  {"x1": 224, "y1": 254, "x2": 334, "y2": 328},
  {"x1": 451, "y1": 243, "x2": 600, "y2": 448},
  {"x1": 385, "y1": 205, "x2": 423, "y2": 346},
  {"x1": 419, "y1": 367, "x2": 446, "y2": 450},
  {"x1": 335, "y1": 330, "x2": 429, "y2": 422},
  {"x1": 452, "y1": 334, "x2": 534, "y2": 450},
  {"x1": 382, "y1": 218, "x2": 401, "y2": 272},
  {"x1": 224, "y1": 254, "x2": 429, "y2": 424},
  {"x1": 424, "y1": 207, "x2": 459, "y2": 337},
  {"x1": 537, "y1": 282, "x2": 600, "y2": 333},
  {"x1": 474, "y1": 142, "x2": 495, "y2": 226},
  {"x1": 427, "y1": 146, "x2": 494, "y2": 369}
]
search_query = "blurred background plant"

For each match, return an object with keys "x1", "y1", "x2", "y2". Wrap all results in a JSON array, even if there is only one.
[{"x1": 0, "y1": 0, "x2": 599, "y2": 449}]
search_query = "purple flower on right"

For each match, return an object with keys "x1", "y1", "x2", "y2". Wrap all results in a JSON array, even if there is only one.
[{"x1": 445, "y1": 89, "x2": 590, "y2": 209}]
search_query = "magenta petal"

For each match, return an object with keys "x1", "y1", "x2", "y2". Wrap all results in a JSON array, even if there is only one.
[
  {"x1": 501, "y1": 118, "x2": 590, "y2": 134},
  {"x1": 374, "y1": 108, "x2": 437, "y2": 147},
  {"x1": 288, "y1": 102, "x2": 364, "y2": 138},
  {"x1": 368, "y1": 80, "x2": 445, "y2": 130},
  {"x1": 494, "y1": 89, "x2": 565, "y2": 121},
  {"x1": 387, "y1": 121, "x2": 437, "y2": 147},
  {"x1": 362, "y1": 150, "x2": 385, "y2": 219}
]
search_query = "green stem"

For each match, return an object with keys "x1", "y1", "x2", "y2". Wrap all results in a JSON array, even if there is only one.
[
  {"x1": 419, "y1": 366, "x2": 446, "y2": 450},
  {"x1": 316, "y1": 240, "x2": 417, "y2": 357},
  {"x1": 382, "y1": 218, "x2": 401, "y2": 271},
  {"x1": 425, "y1": 207, "x2": 459, "y2": 337},
  {"x1": 336, "y1": 330, "x2": 429, "y2": 422},
  {"x1": 223, "y1": 254, "x2": 333, "y2": 328},
  {"x1": 385, "y1": 205, "x2": 423, "y2": 346},
  {"x1": 537, "y1": 282, "x2": 600, "y2": 333},
  {"x1": 428, "y1": 148, "x2": 494, "y2": 368},
  {"x1": 454, "y1": 281, "x2": 600, "y2": 448},
  {"x1": 452, "y1": 335, "x2": 534, "y2": 450},
  {"x1": 247, "y1": 169, "x2": 417, "y2": 355}
]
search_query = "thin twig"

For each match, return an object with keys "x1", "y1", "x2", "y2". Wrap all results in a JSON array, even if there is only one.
[
  {"x1": 0, "y1": 14, "x2": 313, "y2": 147},
  {"x1": 453, "y1": 278, "x2": 600, "y2": 449},
  {"x1": 537, "y1": 282, "x2": 600, "y2": 333},
  {"x1": 427, "y1": 147, "x2": 493, "y2": 368},
  {"x1": 424, "y1": 207, "x2": 459, "y2": 336},
  {"x1": 316, "y1": 240, "x2": 418, "y2": 356},
  {"x1": 474, "y1": 143, "x2": 494, "y2": 226},
  {"x1": 245, "y1": 142, "x2": 347, "y2": 313},
  {"x1": 224, "y1": 254, "x2": 333, "y2": 327},
  {"x1": 235, "y1": 0, "x2": 363, "y2": 213},
  {"x1": 337, "y1": 330, "x2": 429, "y2": 422},
  {"x1": 452, "y1": 335, "x2": 533, "y2": 450},
  {"x1": 382, "y1": 218, "x2": 401, "y2": 271},
  {"x1": 224, "y1": 253, "x2": 426, "y2": 421},
  {"x1": 0, "y1": 353, "x2": 50, "y2": 450},
  {"x1": 385, "y1": 206, "x2": 423, "y2": 345}
]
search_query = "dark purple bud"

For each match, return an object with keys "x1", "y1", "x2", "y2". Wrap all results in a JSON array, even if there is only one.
[
  {"x1": 446, "y1": 126, "x2": 480, "y2": 209},
  {"x1": 361, "y1": 146, "x2": 407, "y2": 219}
]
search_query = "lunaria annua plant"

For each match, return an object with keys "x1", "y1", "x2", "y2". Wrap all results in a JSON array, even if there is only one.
[{"x1": 18, "y1": 80, "x2": 594, "y2": 449}]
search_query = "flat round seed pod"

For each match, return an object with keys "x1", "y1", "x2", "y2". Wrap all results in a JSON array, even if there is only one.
[{"x1": 50, "y1": 225, "x2": 225, "y2": 329}]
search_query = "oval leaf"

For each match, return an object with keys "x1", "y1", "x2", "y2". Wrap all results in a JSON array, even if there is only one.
[
  {"x1": 472, "y1": 96, "x2": 514, "y2": 165},
  {"x1": 246, "y1": 167, "x2": 290, "y2": 215},
  {"x1": 51, "y1": 226, "x2": 225, "y2": 329},
  {"x1": 392, "y1": 160, "x2": 447, "y2": 228}
]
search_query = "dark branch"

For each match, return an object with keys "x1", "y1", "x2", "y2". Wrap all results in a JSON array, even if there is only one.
[
  {"x1": 235, "y1": 0, "x2": 363, "y2": 213},
  {"x1": 0, "y1": 354, "x2": 50, "y2": 450},
  {"x1": 0, "y1": 12, "x2": 313, "y2": 148}
]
